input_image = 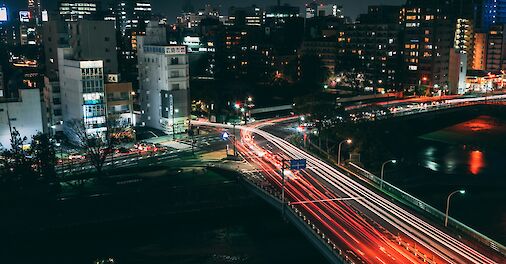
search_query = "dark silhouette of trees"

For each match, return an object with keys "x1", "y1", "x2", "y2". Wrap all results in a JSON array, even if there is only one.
[{"x1": 0, "y1": 129, "x2": 59, "y2": 197}]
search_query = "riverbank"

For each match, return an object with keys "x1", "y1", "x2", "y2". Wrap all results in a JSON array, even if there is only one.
[{"x1": 1, "y1": 167, "x2": 327, "y2": 264}]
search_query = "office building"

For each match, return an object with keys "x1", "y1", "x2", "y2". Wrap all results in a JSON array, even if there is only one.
[
  {"x1": 486, "y1": 24, "x2": 506, "y2": 71},
  {"x1": 114, "y1": 0, "x2": 152, "y2": 88},
  {"x1": 482, "y1": 0, "x2": 506, "y2": 30},
  {"x1": 138, "y1": 22, "x2": 190, "y2": 135},
  {"x1": 68, "y1": 20, "x2": 118, "y2": 75},
  {"x1": 400, "y1": 0, "x2": 454, "y2": 94},
  {"x1": 58, "y1": 48, "x2": 107, "y2": 138},
  {"x1": 228, "y1": 6, "x2": 263, "y2": 27},
  {"x1": 42, "y1": 20, "x2": 70, "y2": 76}
]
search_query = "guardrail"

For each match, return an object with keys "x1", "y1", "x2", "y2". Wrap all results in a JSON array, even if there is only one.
[
  {"x1": 209, "y1": 163, "x2": 353, "y2": 264},
  {"x1": 347, "y1": 162, "x2": 506, "y2": 257}
]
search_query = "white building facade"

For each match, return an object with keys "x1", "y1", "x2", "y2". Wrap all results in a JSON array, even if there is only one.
[
  {"x1": 59, "y1": 48, "x2": 107, "y2": 139},
  {"x1": 0, "y1": 89, "x2": 44, "y2": 149},
  {"x1": 138, "y1": 24, "x2": 190, "y2": 135}
]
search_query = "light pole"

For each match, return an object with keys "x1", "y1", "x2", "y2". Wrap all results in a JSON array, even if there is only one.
[
  {"x1": 380, "y1": 159, "x2": 397, "y2": 189},
  {"x1": 445, "y1": 189, "x2": 465, "y2": 227},
  {"x1": 337, "y1": 139, "x2": 352, "y2": 165},
  {"x1": 172, "y1": 108, "x2": 179, "y2": 140},
  {"x1": 245, "y1": 96, "x2": 253, "y2": 124}
]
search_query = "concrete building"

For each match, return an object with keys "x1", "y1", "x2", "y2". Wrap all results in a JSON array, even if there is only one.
[
  {"x1": 0, "y1": 88, "x2": 44, "y2": 149},
  {"x1": 42, "y1": 74, "x2": 63, "y2": 136},
  {"x1": 105, "y1": 75, "x2": 134, "y2": 126},
  {"x1": 138, "y1": 22, "x2": 190, "y2": 135},
  {"x1": 400, "y1": 1, "x2": 454, "y2": 94},
  {"x1": 58, "y1": 48, "x2": 107, "y2": 138},
  {"x1": 448, "y1": 48, "x2": 468, "y2": 94},
  {"x1": 42, "y1": 20, "x2": 70, "y2": 76},
  {"x1": 472, "y1": 32, "x2": 487, "y2": 70},
  {"x1": 486, "y1": 24, "x2": 506, "y2": 71},
  {"x1": 300, "y1": 39, "x2": 338, "y2": 74},
  {"x1": 339, "y1": 5, "x2": 402, "y2": 92},
  {"x1": 68, "y1": 20, "x2": 118, "y2": 75},
  {"x1": 454, "y1": 18, "x2": 474, "y2": 64}
]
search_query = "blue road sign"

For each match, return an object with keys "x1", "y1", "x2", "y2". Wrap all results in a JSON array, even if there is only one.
[{"x1": 290, "y1": 159, "x2": 307, "y2": 170}]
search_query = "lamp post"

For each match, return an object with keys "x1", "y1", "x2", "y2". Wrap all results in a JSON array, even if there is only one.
[
  {"x1": 380, "y1": 159, "x2": 397, "y2": 190},
  {"x1": 445, "y1": 189, "x2": 465, "y2": 227},
  {"x1": 172, "y1": 108, "x2": 179, "y2": 140},
  {"x1": 337, "y1": 139, "x2": 352, "y2": 165}
]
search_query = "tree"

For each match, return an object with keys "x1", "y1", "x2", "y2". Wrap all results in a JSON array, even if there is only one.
[
  {"x1": 299, "y1": 54, "x2": 329, "y2": 90},
  {"x1": 30, "y1": 132, "x2": 59, "y2": 193},
  {"x1": 67, "y1": 116, "x2": 127, "y2": 176}
]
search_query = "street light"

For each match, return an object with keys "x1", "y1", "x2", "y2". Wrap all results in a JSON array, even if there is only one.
[
  {"x1": 445, "y1": 189, "x2": 465, "y2": 227},
  {"x1": 380, "y1": 159, "x2": 397, "y2": 190},
  {"x1": 337, "y1": 139, "x2": 352, "y2": 165}
]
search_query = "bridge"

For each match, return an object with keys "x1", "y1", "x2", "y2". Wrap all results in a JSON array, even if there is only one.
[{"x1": 194, "y1": 119, "x2": 506, "y2": 264}]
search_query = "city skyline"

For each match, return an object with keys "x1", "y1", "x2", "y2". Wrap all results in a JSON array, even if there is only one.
[{"x1": 4, "y1": 0, "x2": 405, "y2": 21}]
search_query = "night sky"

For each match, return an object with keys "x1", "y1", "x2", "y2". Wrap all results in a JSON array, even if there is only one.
[{"x1": 5, "y1": 0, "x2": 406, "y2": 21}]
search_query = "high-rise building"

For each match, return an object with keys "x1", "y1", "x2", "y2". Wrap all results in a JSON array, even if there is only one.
[
  {"x1": 486, "y1": 24, "x2": 506, "y2": 71},
  {"x1": 114, "y1": 0, "x2": 152, "y2": 89},
  {"x1": 338, "y1": 5, "x2": 402, "y2": 92},
  {"x1": 228, "y1": 6, "x2": 263, "y2": 27},
  {"x1": 400, "y1": 0, "x2": 454, "y2": 94},
  {"x1": 68, "y1": 20, "x2": 118, "y2": 75},
  {"x1": 58, "y1": 0, "x2": 100, "y2": 21},
  {"x1": 472, "y1": 32, "x2": 487, "y2": 70},
  {"x1": 482, "y1": 0, "x2": 506, "y2": 30},
  {"x1": 454, "y1": 18, "x2": 475, "y2": 54},
  {"x1": 58, "y1": 48, "x2": 107, "y2": 138},
  {"x1": 43, "y1": 20, "x2": 70, "y2": 76},
  {"x1": 137, "y1": 22, "x2": 190, "y2": 135}
]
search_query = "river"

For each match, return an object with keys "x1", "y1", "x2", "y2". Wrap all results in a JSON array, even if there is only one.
[{"x1": 388, "y1": 115, "x2": 506, "y2": 244}]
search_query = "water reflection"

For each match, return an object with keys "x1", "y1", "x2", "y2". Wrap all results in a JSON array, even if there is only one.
[
  {"x1": 420, "y1": 144, "x2": 488, "y2": 175},
  {"x1": 469, "y1": 150, "x2": 484, "y2": 175}
]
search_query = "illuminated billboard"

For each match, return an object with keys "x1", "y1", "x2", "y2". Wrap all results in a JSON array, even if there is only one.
[
  {"x1": 19, "y1": 11, "x2": 31, "y2": 23},
  {"x1": 0, "y1": 7, "x2": 7, "y2": 22}
]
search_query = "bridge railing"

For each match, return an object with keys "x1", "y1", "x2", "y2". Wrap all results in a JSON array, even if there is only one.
[
  {"x1": 209, "y1": 162, "x2": 353, "y2": 264},
  {"x1": 347, "y1": 162, "x2": 506, "y2": 257}
]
